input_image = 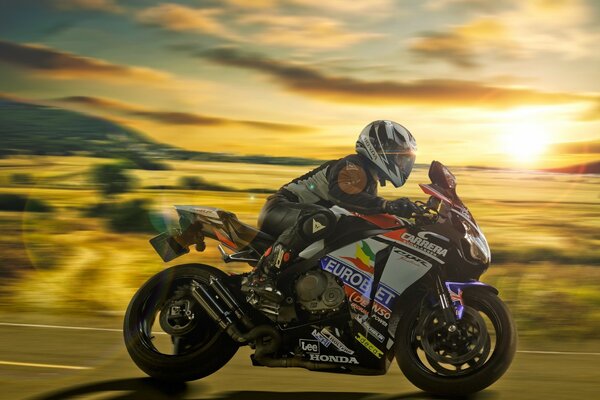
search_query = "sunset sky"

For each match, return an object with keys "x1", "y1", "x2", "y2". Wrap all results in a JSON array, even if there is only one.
[{"x1": 1, "y1": 0, "x2": 599, "y2": 168}]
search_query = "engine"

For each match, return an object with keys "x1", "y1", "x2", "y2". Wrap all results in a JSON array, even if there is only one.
[{"x1": 295, "y1": 270, "x2": 345, "y2": 314}]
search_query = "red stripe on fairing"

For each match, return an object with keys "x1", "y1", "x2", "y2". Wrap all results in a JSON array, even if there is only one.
[
  {"x1": 382, "y1": 228, "x2": 407, "y2": 241},
  {"x1": 355, "y1": 213, "x2": 403, "y2": 228},
  {"x1": 419, "y1": 183, "x2": 453, "y2": 204},
  {"x1": 214, "y1": 228, "x2": 237, "y2": 249}
]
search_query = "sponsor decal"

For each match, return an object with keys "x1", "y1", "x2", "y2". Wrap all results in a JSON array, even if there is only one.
[
  {"x1": 299, "y1": 339, "x2": 319, "y2": 353},
  {"x1": 309, "y1": 354, "x2": 359, "y2": 364},
  {"x1": 312, "y1": 219, "x2": 326, "y2": 233},
  {"x1": 371, "y1": 314, "x2": 389, "y2": 327},
  {"x1": 349, "y1": 291, "x2": 392, "y2": 320},
  {"x1": 321, "y1": 257, "x2": 397, "y2": 309},
  {"x1": 356, "y1": 332, "x2": 384, "y2": 358},
  {"x1": 392, "y1": 247, "x2": 432, "y2": 268},
  {"x1": 374, "y1": 287, "x2": 396, "y2": 311},
  {"x1": 418, "y1": 231, "x2": 450, "y2": 242},
  {"x1": 446, "y1": 282, "x2": 465, "y2": 319},
  {"x1": 401, "y1": 232, "x2": 448, "y2": 257},
  {"x1": 321, "y1": 328, "x2": 354, "y2": 355},
  {"x1": 366, "y1": 325, "x2": 385, "y2": 343},
  {"x1": 362, "y1": 138, "x2": 380, "y2": 162},
  {"x1": 311, "y1": 329, "x2": 331, "y2": 348},
  {"x1": 373, "y1": 303, "x2": 391, "y2": 320},
  {"x1": 349, "y1": 291, "x2": 369, "y2": 308},
  {"x1": 353, "y1": 316, "x2": 386, "y2": 343},
  {"x1": 350, "y1": 301, "x2": 368, "y2": 315},
  {"x1": 348, "y1": 241, "x2": 376, "y2": 270}
]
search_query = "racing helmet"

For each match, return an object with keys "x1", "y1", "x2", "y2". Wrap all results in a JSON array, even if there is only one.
[{"x1": 355, "y1": 120, "x2": 417, "y2": 187}]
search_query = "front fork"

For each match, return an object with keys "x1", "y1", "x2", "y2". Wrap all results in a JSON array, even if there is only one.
[{"x1": 434, "y1": 275, "x2": 460, "y2": 332}]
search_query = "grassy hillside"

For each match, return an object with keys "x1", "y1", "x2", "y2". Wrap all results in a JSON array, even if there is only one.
[
  {"x1": 545, "y1": 161, "x2": 600, "y2": 175},
  {"x1": 0, "y1": 97, "x2": 320, "y2": 167}
]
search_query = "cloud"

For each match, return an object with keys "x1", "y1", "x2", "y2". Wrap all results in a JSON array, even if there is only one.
[
  {"x1": 550, "y1": 140, "x2": 600, "y2": 154},
  {"x1": 222, "y1": 0, "x2": 276, "y2": 8},
  {"x1": 137, "y1": 3, "x2": 381, "y2": 50},
  {"x1": 237, "y1": 14, "x2": 383, "y2": 50},
  {"x1": 0, "y1": 40, "x2": 172, "y2": 84},
  {"x1": 578, "y1": 102, "x2": 600, "y2": 121},
  {"x1": 136, "y1": 3, "x2": 240, "y2": 41},
  {"x1": 287, "y1": 0, "x2": 394, "y2": 15},
  {"x1": 222, "y1": 0, "x2": 393, "y2": 14},
  {"x1": 201, "y1": 48, "x2": 595, "y2": 108},
  {"x1": 409, "y1": 18, "x2": 518, "y2": 68},
  {"x1": 55, "y1": 0, "x2": 124, "y2": 14},
  {"x1": 55, "y1": 95, "x2": 315, "y2": 132},
  {"x1": 425, "y1": 0, "x2": 507, "y2": 11},
  {"x1": 414, "y1": 0, "x2": 598, "y2": 67},
  {"x1": 409, "y1": 32, "x2": 479, "y2": 68}
]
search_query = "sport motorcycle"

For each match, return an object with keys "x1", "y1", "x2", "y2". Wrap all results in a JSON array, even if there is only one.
[{"x1": 123, "y1": 161, "x2": 517, "y2": 396}]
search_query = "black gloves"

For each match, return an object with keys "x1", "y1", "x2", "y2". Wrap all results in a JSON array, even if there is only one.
[{"x1": 383, "y1": 198, "x2": 420, "y2": 217}]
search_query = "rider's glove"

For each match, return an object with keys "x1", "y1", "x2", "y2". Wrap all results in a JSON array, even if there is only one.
[{"x1": 383, "y1": 198, "x2": 419, "y2": 218}]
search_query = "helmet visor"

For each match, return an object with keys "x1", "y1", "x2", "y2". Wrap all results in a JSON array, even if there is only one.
[{"x1": 392, "y1": 152, "x2": 416, "y2": 180}]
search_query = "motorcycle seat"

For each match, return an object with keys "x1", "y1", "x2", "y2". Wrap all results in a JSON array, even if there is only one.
[
  {"x1": 224, "y1": 213, "x2": 275, "y2": 254},
  {"x1": 175, "y1": 205, "x2": 274, "y2": 254}
]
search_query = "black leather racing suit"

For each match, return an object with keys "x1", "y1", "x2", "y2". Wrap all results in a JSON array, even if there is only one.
[{"x1": 257, "y1": 154, "x2": 389, "y2": 268}]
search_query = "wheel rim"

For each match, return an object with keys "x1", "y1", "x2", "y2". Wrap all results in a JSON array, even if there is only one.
[
  {"x1": 136, "y1": 275, "x2": 221, "y2": 357},
  {"x1": 408, "y1": 300, "x2": 500, "y2": 377}
]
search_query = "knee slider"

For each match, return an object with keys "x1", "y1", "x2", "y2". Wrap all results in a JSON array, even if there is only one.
[{"x1": 298, "y1": 210, "x2": 336, "y2": 241}]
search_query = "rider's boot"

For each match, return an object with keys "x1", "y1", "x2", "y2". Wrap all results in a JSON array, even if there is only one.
[{"x1": 242, "y1": 244, "x2": 293, "y2": 303}]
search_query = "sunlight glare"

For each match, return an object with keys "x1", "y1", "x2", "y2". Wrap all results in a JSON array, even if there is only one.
[{"x1": 500, "y1": 121, "x2": 550, "y2": 163}]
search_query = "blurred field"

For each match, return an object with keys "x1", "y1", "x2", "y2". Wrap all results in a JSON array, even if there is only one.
[{"x1": 0, "y1": 155, "x2": 599, "y2": 339}]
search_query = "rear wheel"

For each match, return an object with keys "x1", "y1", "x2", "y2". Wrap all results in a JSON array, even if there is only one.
[
  {"x1": 124, "y1": 264, "x2": 239, "y2": 382},
  {"x1": 395, "y1": 289, "x2": 517, "y2": 396}
]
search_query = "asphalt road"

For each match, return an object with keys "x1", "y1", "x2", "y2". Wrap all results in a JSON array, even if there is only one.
[{"x1": 0, "y1": 314, "x2": 598, "y2": 400}]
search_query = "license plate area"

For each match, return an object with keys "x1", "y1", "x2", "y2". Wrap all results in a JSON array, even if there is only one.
[{"x1": 150, "y1": 232, "x2": 190, "y2": 262}]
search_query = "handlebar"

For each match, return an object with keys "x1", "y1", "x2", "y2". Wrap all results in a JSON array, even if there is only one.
[{"x1": 411, "y1": 200, "x2": 439, "y2": 224}]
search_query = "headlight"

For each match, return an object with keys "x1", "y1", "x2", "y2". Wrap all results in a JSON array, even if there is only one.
[{"x1": 461, "y1": 220, "x2": 491, "y2": 264}]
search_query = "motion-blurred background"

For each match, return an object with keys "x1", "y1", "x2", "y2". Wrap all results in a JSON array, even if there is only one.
[{"x1": 0, "y1": 0, "x2": 598, "y2": 397}]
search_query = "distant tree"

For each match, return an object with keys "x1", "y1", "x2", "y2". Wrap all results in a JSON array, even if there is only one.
[
  {"x1": 0, "y1": 194, "x2": 52, "y2": 212},
  {"x1": 178, "y1": 176, "x2": 231, "y2": 191},
  {"x1": 106, "y1": 199, "x2": 154, "y2": 233},
  {"x1": 90, "y1": 163, "x2": 134, "y2": 198},
  {"x1": 10, "y1": 173, "x2": 34, "y2": 185}
]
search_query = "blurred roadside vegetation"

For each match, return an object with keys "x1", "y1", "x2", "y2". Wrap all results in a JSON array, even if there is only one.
[{"x1": 0, "y1": 155, "x2": 598, "y2": 340}]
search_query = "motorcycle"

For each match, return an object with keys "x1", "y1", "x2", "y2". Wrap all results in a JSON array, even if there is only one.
[{"x1": 123, "y1": 161, "x2": 517, "y2": 396}]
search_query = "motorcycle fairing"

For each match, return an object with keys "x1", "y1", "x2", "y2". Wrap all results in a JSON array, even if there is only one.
[{"x1": 317, "y1": 232, "x2": 438, "y2": 373}]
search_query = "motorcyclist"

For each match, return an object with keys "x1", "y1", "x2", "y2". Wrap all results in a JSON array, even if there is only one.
[{"x1": 246, "y1": 120, "x2": 419, "y2": 300}]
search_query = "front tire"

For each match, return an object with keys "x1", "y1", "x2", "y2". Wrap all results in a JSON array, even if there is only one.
[
  {"x1": 396, "y1": 289, "x2": 517, "y2": 396},
  {"x1": 124, "y1": 264, "x2": 239, "y2": 382}
]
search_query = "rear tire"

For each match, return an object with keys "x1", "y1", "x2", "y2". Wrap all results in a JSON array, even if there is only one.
[
  {"x1": 124, "y1": 264, "x2": 239, "y2": 382},
  {"x1": 396, "y1": 289, "x2": 517, "y2": 396}
]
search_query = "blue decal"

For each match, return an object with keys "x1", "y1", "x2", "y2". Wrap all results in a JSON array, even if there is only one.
[
  {"x1": 321, "y1": 256, "x2": 399, "y2": 309},
  {"x1": 446, "y1": 281, "x2": 496, "y2": 319}
]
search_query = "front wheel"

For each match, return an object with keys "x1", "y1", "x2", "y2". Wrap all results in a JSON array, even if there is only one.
[
  {"x1": 123, "y1": 264, "x2": 239, "y2": 382},
  {"x1": 396, "y1": 289, "x2": 517, "y2": 396}
]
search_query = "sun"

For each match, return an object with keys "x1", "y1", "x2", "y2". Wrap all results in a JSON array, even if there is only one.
[{"x1": 499, "y1": 121, "x2": 550, "y2": 163}]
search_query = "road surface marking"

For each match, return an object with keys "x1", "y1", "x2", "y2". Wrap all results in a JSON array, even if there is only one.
[
  {"x1": 0, "y1": 321, "x2": 166, "y2": 334},
  {"x1": 0, "y1": 360, "x2": 91, "y2": 370},
  {"x1": 1, "y1": 322, "x2": 599, "y2": 356},
  {"x1": 0, "y1": 322, "x2": 122, "y2": 332},
  {"x1": 517, "y1": 350, "x2": 600, "y2": 356}
]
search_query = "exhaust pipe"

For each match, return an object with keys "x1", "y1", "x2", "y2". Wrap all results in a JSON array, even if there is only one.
[
  {"x1": 190, "y1": 278, "x2": 343, "y2": 371},
  {"x1": 191, "y1": 279, "x2": 282, "y2": 348},
  {"x1": 208, "y1": 276, "x2": 254, "y2": 330},
  {"x1": 189, "y1": 279, "x2": 248, "y2": 343}
]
